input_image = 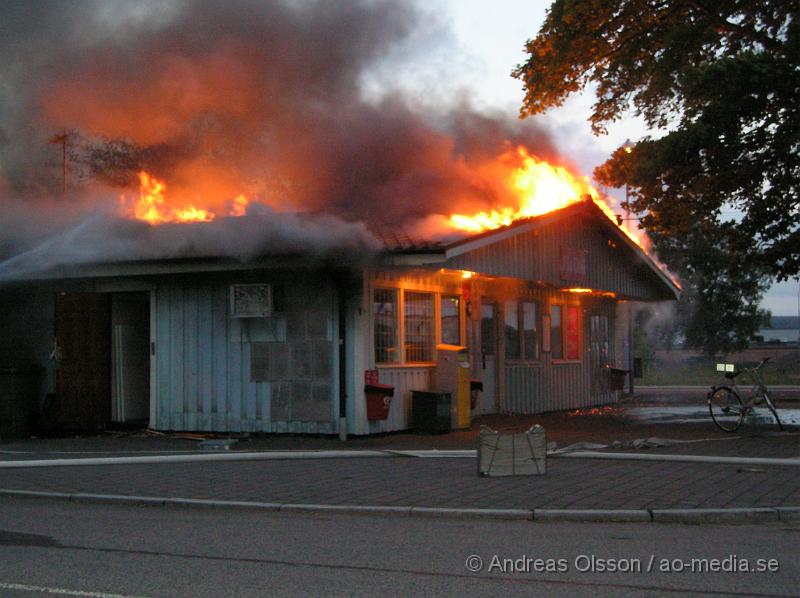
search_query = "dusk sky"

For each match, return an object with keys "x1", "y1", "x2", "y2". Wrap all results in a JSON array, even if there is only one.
[{"x1": 430, "y1": 0, "x2": 799, "y2": 316}]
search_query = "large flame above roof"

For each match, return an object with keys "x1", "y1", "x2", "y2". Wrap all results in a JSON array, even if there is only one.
[
  {"x1": 119, "y1": 147, "x2": 647, "y2": 253},
  {"x1": 447, "y1": 147, "x2": 646, "y2": 249},
  {"x1": 122, "y1": 171, "x2": 248, "y2": 225}
]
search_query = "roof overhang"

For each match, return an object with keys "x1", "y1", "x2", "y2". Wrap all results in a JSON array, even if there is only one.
[{"x1": 384, "y1": 200, "x2": 681, "y2": 301}]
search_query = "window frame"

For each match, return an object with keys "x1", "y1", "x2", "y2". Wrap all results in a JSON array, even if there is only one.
[
  {"x1": 503, "y1": 299, "x2": 541, "y2": 363},
  {"x1": 440, "y1": 294, "x2": 462, "y2": 346},
  {"x1": 404, "y1": 290, "x2": 436, "y2": 363},
  {"x1": 372, "y1": 285, "x2": 464, "y2": 367},
  {"x1": 550, "y1": 303, "x2": 581, "y2": 363},
  {"x1": 373, "y1": 287, "x2": 400, "y2": 365}
]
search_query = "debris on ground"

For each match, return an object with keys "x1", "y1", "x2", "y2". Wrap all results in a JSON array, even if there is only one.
[
  {"x1": 198, "y1": 439, "x2": 239, "y2": 451},
  {"x1": 566, "y1": 405, "x2": 619, "y2": 417}
]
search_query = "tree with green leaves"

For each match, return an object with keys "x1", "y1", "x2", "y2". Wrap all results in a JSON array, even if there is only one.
[{"x1": 514, "y1": 1, "x2": 798, "y2": 355}]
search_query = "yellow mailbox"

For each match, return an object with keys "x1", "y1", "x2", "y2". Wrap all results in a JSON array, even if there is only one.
[{"x1": 435, "y1": 344, "x2": 471, "y2": 429}]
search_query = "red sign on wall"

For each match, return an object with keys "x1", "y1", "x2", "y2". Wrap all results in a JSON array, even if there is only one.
[
  {"x1": 365, "y1": 369, "x2": 379, "y2": 385},
  {"x1": 559, "y1": 247, "x2": 587, "y2": 282},
  {"x1": 565, "y1": 306, "x2": 580, "y2": 360}
]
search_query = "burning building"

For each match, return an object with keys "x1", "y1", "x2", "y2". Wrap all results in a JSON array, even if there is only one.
[
  {"x1": 0, "y1": 192, "x2": 678, "y2": 436},
  {"x1": 0, "y1": 0, "x2": 679, "y2": 437}
]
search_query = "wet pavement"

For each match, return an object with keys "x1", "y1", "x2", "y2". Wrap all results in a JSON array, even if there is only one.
[
  {"x1": 0, "y1": 387, "x2": 796, "y2": 460},
  {"x1": 0, "y1": 388, "x2": 797, "y2": 517}
]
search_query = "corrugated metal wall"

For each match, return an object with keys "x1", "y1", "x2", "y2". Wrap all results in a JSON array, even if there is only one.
[
  {"x1": 446, "y1": 215, "x2": 665, "y2": 300},
  {"x1": 492, "y1": 287, "x2": 618, "y2": 415},
  {"x1": 154, "y1": 277, "x2": 337, "y2": 433},
  {"x1": 370, "y1": 367, "x2": 433, "y2": 432}
]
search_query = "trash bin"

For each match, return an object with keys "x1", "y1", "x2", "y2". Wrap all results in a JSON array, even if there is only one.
[
  {"x1": 365, "y1": 383, "x2": 394, "y2": 421},
  {"x1": 411, "y1": 390, "x2": 452, "y2": 434},
  {"x1": 0, "y1": 366, "x2": 42, "y2": 439},
  {"x1": 478, "y1": 424, "x2": 546, "y2": 477},
  {"x1": 606, "y1": 367, "x2": 629, "y2": 391}
]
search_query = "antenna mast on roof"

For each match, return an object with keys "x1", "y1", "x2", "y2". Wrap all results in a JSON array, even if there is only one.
[{"x1": 49, "y1": 130, "x2": 69, "y2": 195}]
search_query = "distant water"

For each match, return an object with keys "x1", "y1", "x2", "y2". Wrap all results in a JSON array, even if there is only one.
[{"x1": 757, "y1": 328, "x2": 800, "y2": 343}]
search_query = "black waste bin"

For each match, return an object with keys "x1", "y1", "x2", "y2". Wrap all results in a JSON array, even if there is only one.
[
  {"x1": 0, "y1": 366, "x2": 42, "y2": 439},
  {"x1": 411, "y1": 390, "x2": 452, "y2": 434}
]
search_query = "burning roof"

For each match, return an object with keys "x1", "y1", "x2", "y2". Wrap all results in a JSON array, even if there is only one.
[{"x1": 0, "y1": 0, "x2": 677, "y2": 296}]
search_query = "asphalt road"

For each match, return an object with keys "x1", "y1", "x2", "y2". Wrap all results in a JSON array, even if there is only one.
[{"x1": 0, "y1": 498, "x2": 797, "y2": 597}]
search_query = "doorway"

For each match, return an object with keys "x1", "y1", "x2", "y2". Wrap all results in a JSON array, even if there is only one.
[
  {"x1": 54, "y1": 291, "x2": 150, "y2": 430},
  {"x1": 111, "y1": 292, "x2": 150, "y2": 424},
  {"x1": 54, "y1": 292, "x2": 111, "y2": 430},
  {"x1": 589, "y1": 313, "x2": 612, "y2": 398}
]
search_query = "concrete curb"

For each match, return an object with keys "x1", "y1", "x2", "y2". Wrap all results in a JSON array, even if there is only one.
[
  {"x1": 650, "y1": 508, "x2": 779, "y2": 524},
  {"x1": 5, "y1": 448, "x2": 800, "y2": 468},
  {"x1": 0, "y1": 450, "x2": 392, "y2": 468},
  {"x1": 1, "y1": 489, "x2": 796, "y2": 525},
  {"x1": 556, "y1": 451, "x2": 800, "y2": 467},
  {"x1": 534, "y1": 509, "x2": 651, "y2": 523},
  {"x1": 776, "y1": 507, "x2": 800, "y2": 521}
]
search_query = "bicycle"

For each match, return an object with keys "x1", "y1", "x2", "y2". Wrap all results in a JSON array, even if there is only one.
[{"x1": 707, "y1": 357, "x2": 783, "y2": 432}]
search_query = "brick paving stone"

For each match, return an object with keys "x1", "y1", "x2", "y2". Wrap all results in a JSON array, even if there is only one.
[
  {"x1": 0, "y1": 428, "x2": 800, "y2": 509},
  {"x1": 1, "y1": 447, "x2": 800, "y2": 512}
]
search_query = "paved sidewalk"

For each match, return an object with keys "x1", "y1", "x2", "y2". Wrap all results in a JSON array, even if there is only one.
[
  {"x1": 1, "y1": 392, "x2": 797, "y2": 522},
  {"x1": 1, "y1": 449, "x2": 799, "y2": 511}
]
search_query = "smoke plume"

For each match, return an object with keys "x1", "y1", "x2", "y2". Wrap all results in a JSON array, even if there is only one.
[{"x1": 0, "y1": 0, "x2": 562, "y2": 274}]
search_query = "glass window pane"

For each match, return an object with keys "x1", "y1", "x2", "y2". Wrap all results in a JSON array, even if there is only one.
[
  {"x1": 373, "y1": 289, "x2": 398, "y2": 363},
  {"x1": 440, "y1": 296, "x2": 461, "y2": 345},
  {"x1": 551, "y1": 305, "x2": 563, "y2": 360},
  {"x1": 522, "y1": 301, "x2": 538, "y2": 360},
  {"x1": 504, "y1": 300, "x2": 520, "y2": 360},
  {"x1": 481, "y1": 303, "x2": 496, "y2": 355},
  {"x1": 565, "y1": 305, "x2": 580, "y2": 360},
  {"x1": 405, "y1": 291, "x2": 434, "y2": 362}
]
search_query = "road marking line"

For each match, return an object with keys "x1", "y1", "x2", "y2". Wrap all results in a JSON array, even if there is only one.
[{"x1": 0, "y1": 581, "x2": 147, "y2": 598}]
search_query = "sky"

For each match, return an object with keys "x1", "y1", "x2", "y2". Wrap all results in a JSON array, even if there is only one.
[{"x1": 428, "y1": 0, "x2": 799, "y2": 317}]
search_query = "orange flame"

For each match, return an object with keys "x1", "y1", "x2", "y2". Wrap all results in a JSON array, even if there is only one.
[
  {"x1": 230, "y1": 194, "x2": 249, "y2": 217},
  {"x1": 448, "y1": 147, "x2": 646, "y2": 250},
  {"x1": 127, "y1": 171, "x2": 254, "y2": 224},
  {"x1": 131, "y1": 171, "x2": 214, "y2": 224}
]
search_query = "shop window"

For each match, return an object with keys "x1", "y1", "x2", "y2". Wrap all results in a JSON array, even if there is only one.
[
  {"x1": 405, "y1": 291, "x2": 435, "y2": 362},
  {"x1": 440, "y1": 295, "x2": 461, "y2": 345},
  {"x1": 481, "y1": 303, "x2": 496, "y2": 355},
  {"x1": 551, "y1": 304, "x2": 580, "y2": 361},
  {"x1": 504, "y1": 300, "x2": 520, "y2": 360},
  {"x1": 373, "y1": 289, "x2": 398, "y2": 364},
  {"x1": 522, "y1": 301, "x2": 538, "y2": 360},
  {"x1": 505, "y1": 300, "x2": 540, "y2": 361}
]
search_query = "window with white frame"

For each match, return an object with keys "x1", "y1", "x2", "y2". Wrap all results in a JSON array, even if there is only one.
[
  {"x1": 440, "y1": 295, "x2": 461, "y2": 345},
  {"x1": 373, "y1": 288, "x2": 399, "y2": 364},
  {"x1": 522, "y1": 301, "x2": 539, "y2": 360},
  {"x1": 404, "y1": 291, "x2": 435, "y2": 362},
  {"x1": 505, "y1": 300, "x2": 539, "y2": 361},
  {"x1": 504, "y1": 300, "x2": 520, "y2": 360}
]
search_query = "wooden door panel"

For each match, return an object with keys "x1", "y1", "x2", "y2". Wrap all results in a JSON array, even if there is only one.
[{"x1": 54, "y1": 293, "x2": 111, "y2": 430}]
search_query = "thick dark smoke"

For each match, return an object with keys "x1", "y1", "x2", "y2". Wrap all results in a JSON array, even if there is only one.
[{"x1": 0, "y1": 0, "x2": 561, "y2": 274}]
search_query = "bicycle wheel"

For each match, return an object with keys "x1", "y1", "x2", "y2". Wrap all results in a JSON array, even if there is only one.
[
  {"x1": 708, "y1": 386, "x2": 744, "y2": 432},
  {"x1": 762, "y1": 393, "x2": 784, "y2": 431}
]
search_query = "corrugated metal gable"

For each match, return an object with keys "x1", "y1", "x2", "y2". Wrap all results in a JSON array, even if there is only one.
[{"x1": 444, "y1": 210, "x2": 672, "y2": 300}]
